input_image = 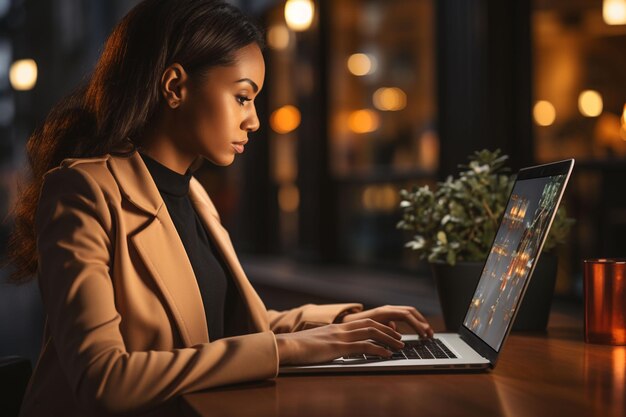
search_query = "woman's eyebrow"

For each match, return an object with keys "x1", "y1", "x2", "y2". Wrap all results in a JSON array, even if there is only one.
[{"x1": 236, "y1": 78, "x2": 259, "y2": 93}]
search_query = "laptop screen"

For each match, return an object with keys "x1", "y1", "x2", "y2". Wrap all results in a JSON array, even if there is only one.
[{"x1": 462, "y1": 173, "x2": 568, "y2": 351}]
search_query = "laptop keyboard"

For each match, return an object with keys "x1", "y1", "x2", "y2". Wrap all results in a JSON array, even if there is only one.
[{"x1": 342, "y1": 338, "x2": 457, "y2": 361}]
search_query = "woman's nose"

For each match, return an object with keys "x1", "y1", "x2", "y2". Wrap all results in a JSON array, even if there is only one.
[{"x1": 242, "y1": 108, "x2": 260, "y2": 132}]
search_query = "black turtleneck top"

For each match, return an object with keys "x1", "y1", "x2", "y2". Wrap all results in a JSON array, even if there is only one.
[{"x1": 139, "y1": 151, "x2": 232, "y2": 342}]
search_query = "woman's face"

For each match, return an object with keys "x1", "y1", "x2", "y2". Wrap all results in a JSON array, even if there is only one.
[{"x1": 175, "y1": 43, "x2": 265, "y2": 166}]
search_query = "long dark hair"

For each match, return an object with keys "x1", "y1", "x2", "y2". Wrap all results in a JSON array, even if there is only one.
[{"x1": 4, "y1": 0, "x2": 264, "y2": 284}]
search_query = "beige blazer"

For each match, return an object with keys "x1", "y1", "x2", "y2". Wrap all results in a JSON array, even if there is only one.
[{"x1": 19, "y1": 148, "x2": 362, "y2": 417}]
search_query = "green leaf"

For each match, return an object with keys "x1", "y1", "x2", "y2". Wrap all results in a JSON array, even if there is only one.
[
  {"x1": 396, "y1": 149, "x2": 574, "y2": 266},
  {"x1": 446, "y1": 250, "x2": 457, "y2": 266}
]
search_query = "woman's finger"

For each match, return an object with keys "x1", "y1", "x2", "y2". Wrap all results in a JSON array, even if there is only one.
[
  {"x1": 401, "y1": 307, "x2": 434, "y2": 337},
  {"x1": 399, "y1": 310, "x2": 432, "y2": 338},
  {"x1": 352, "y1": 341, "x2": 393, "y2": 358},
  {"x1": 372, "y1": 309, "x2": 430, "y2": 337},
  {"x1": 404, "y1": 306, "x2": 429, "y2": 325},
  {"x1": 343, "y1": 318, "x2": 402, "y2": 340},
  {"x1": 342, "y1": 306, "x2": 434, "y2": 338},
  {"x1": 344, "y1": 327, "x2": 404, "y2": 350},
  {"x1": 382, "y1": 305, "x2": 429, "y2": 325},
  {"x1": 376, "y1": 306, "x2": 433, "y2": 337}
]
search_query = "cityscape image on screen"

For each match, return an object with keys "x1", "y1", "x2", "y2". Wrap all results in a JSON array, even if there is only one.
[{"x1": 463, "y1": 174, "x2": 567, "y2": 351}]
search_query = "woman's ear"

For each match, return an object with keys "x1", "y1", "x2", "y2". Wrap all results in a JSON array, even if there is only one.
[{"x1": 160, "y1": 63, "x2": 188, "y2": 109}]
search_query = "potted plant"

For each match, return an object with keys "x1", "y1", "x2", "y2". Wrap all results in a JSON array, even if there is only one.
[{"x1": 397, "y1": 149, "x2": 574, "y2": 331}]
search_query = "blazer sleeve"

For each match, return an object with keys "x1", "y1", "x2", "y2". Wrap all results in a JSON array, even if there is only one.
[
  {"x1": 190, "y1": 178, "x2": 364, "y2": 335},
  {"x1": 267, "y1": 303, "x2": 364, "y2": 333},
  {"x1": 35, "y1": 166, "x2": 279, "y2": 416}
]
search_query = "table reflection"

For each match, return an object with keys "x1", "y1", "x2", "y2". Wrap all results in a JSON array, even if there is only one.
[
  {"x1": 182, "y1": 373, "x2": 507, "y2": 417},
  {"x1": 584, "y1": 345, "x2": 626, "y2": 415},
  {"x1": 180, "y1": 332, "x2": 626, "y2": 417}
]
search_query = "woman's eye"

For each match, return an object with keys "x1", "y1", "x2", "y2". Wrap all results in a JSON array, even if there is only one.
[{"x1": 236, "y1": 96, "x2": 251, "y2": 106}]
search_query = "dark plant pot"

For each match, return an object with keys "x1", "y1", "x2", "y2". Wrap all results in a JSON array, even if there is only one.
[{"x1": 431, "y1": 253, "x2": 558, "y2": 332}]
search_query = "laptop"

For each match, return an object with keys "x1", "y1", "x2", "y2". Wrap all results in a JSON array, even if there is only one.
[{"x1": 280, "y1": 158, "x2": 575, "y2": 374}]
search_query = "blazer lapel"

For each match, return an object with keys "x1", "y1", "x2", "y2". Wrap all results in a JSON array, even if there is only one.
[
  {"x1": 108, "y1": 151, "x2": 209, "y2": 347},
  {"x1": 189, "y1": 178, "x2": 270, "y2": 333}
]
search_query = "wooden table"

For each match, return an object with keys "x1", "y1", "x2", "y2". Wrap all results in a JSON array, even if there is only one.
[{"x1": 181, "y1": 322, "x2": 625, "y2": 417}]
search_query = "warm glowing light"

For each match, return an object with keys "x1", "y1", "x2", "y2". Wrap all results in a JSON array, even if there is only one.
[
  {"x1": 373, "y1": 87, "x2": 407, "y2": 111},
  {"x1": 284, "y1": 0, "x2": 314, "y2": 32},
  {"x1": 362, "y1": 187, "x2": 376, "y2": 210},
  {"x1": 348, "y1": 109, "x2": 379, "y2": 134},
  {"x1": 620, "y1": 105, "x2": 626, "y2": 141},
  {"x1": 270, "y1": 105, "x2": 301, "y2": 134},
  {"x1": 362, "y1": 185, "x2": 399, "y2": 212},
  {"x1": 418, "y1": 130, "x2": 439, "y2": 172},
  {"x1": 621, "y1": 105, "x2": 626, "y2": 141},
  {"x1": 278, "y1": 184, "x2": 300, "y2": 212},
  {"x1": 578, "y1": 90, "x2": 603, "y2": 117},
  {"x1": 347, "y1": 53, "x2": 376, "y2": 76},
  {"x1": 612, "y1": 349, "x2": 626, "y2": 403},
  {"x1": 9, "y1": 59, "x2": 37, "y2": 91},
  {"x1": 603, "y1": 0, "x2": 626, "y2": 25},
  {"x1": 267, "y1": 25, "x2": 290, "y2": 50},
  {"x1": 379, "y1": 185, "x2": 399, "y2": 211},
  {"x1": 595, "y1": 113, "x2": 624, "y2": 149},
  {"x1": 533, "y1": 100, "x2": 556, "y2": 126}
]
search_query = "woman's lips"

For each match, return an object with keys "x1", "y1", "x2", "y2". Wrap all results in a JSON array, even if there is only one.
[{"x1": 232, "y1": 140, "x2": 247, "y2": 154}]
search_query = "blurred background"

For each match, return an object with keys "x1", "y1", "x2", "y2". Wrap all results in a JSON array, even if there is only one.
[{"x1": 1, "y1": 0, "x2": 625, "y2": 365}]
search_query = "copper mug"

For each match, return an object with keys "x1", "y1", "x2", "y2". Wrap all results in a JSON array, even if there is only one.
[{"x1": 583, "y1": 259, "x2": 626, "y2": 345}]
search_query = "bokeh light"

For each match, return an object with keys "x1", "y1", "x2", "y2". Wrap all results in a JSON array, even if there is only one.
[
  {"x1": 578, "y1": 90, "x2": 603, "y2": 117},
  {"x1": 348, "y1": 109, "x2": 380, "y2": 134},
  {"x1": 284, "y1": 0, "x2": 314, "y2": 32},
  {"x1": 619, "y1": 104, "x2": 626, "y2": 141},
  {"x1": 267, "y1": 25, "x2": 290, "y2": 50},
  {"x1": 347, "y1": 53, "x2": 377, "y2": 76},
  {"x1": 270, "y1": 105, "x2": 301, "y2": 134},
  {"x1": 9, "y1": 59, "x2": 38, "y2": 91},
  {"x1": 278, "y1": 184, "x2": 300, "y2": 212},
  {"x1": 533, "y1": 100, "x2": 556, "y2": 126},
  {"x1": 362, "y1": 185, "x2": 399, "y2": 212},
  {"x1": 603, "y1": 0, "x2": 626, "y2": 25},
  {"x1": 373, "y1": 87, "x2": 407, "y2": 111}
]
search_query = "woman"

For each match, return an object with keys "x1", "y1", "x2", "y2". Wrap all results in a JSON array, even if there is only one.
[{"x1": 6, "y1": 1, "x2": 433, "y2": 415}]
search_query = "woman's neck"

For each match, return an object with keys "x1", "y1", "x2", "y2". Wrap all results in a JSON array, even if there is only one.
[{"x1": 138, "y1": 128, "x2": 199, "y2": 175}]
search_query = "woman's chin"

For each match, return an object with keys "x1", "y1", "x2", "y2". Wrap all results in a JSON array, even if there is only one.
[{"x1": 202, "y1": 153, "x2": 235, "y2": 167}]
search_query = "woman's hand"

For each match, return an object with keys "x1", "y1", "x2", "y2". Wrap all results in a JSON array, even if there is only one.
[
  {"x1": 275, "y1": 319, "x2": 403, "y2": 366},
  {"x1": 339, "y1": 305, "x2": 434, "y2": 338}
]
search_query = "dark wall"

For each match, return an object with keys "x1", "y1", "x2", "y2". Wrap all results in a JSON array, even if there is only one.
[{"x1": 436, "y1": 0, "x2": 533, "y2": 177}]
